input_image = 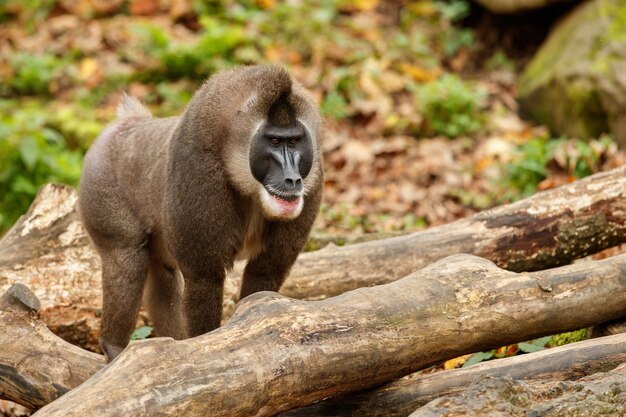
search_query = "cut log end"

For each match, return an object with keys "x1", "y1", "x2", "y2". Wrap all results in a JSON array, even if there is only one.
[{"x1": 0, "y1": 284, "x2": 41, "y2": 314}]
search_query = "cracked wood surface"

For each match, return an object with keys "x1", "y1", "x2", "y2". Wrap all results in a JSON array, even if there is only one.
[{"x1": 19, "y1": 252, "x2": 626, "y2": 416}]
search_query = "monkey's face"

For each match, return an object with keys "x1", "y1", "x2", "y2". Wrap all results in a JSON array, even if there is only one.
[{"x1": 249, "y1": 119, "x2": 314, "y2": 220}]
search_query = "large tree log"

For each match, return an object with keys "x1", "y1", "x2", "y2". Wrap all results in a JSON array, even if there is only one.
[
  {"x1": 284, "y1": 333, "x2": 626, "y2": 417},
  {"x1": 410, "y1": 363, "x2": 626, "y2": 416},
  {"x1": 1, "y1": 166, "x2": 625, "y2": 331},
  {"x1": 0, "y1": 284, "x2": 104, "y2": 410},
  {"x1": 24, "y1": 253, "x2": 626, "y2": 416},
  {"x1": 283, "y1": 165, "x2": 626, "y2": 300},
  {"x1": 3, "y1": 281, "x2": 624, "y2": 415}
]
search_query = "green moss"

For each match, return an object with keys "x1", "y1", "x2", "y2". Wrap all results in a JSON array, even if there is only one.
[
  {"x1": 549, "y1": 329, "x2": 589, "y2": 347},
  {"x1": 518, "y1": 0, "x2": 626, "y2": 140}
]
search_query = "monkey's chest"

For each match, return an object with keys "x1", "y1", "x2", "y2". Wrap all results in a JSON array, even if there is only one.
[{"x1": 234, "y1": 210, "x2": 265, "y2": 261}]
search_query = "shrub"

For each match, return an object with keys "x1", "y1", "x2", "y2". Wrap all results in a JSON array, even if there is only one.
[
  {"x1": 415, "y1": 73, "x2": 486, "y2": 137},
  {"x1": 500, "y1": 135, "x2": 614, "y2": 201},
  {"x1": 0, "y1": 106, "x2": 83, "y2": 233}
]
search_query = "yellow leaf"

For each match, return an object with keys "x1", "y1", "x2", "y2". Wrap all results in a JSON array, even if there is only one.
[
  {"x1": 339, "y1": 0, "x2": 379, "y2": 12},
  {"x1": 254, "y1": 0, "x2": 275, "y2": 9},
  {"x1": 399, "y1": 63, "x2": 440, "y2": 83},
  {"x1": 444, "y1": 354, "x2": 472, "y2": 370},
  {"x1": 79, "y1": 58, "x2": 100, "y2": 83},
  {"x1": 474, "y1": 156, "x2": 494, "y2": 174}
]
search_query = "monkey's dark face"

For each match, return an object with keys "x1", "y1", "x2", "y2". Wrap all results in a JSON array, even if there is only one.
[{"x1": 249, "y1": 121, "x2": 314, "y2": 220}]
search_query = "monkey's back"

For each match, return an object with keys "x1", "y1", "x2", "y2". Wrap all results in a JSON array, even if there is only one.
[{"x1": 79, "y1": 115, "x2": 179, "y2": 248}]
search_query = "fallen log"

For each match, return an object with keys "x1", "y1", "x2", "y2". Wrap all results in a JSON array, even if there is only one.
[
  {"x1": 282, "y1": 165, "x2": 626, "y2": 300},
  {"x1": 3, "y1": 284, "x2": 625, "y2": 415},
  {"x1": 283, "y1": 333, "x2": 626, "y2": 417},
  {"x1": 410, "y1": 363, "x2": 626, "y2": 417},
  {"x1": 22, "y1": 253, "x2": 626, "y2": 416},
  {"x1": 0, "y1": 284, "x2": 104, "y2": 410}
]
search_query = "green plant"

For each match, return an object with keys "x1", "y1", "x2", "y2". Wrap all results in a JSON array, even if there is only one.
[
  {"x1": 415, "y1": 73, "x2": 486, "y2": 137},
  {"x1": 500, "y1": 135, "x2": 614, "y2": 201},
  {"x1": 47, "y1": 106, "x2": 105, "y2": 150},
  {"x1": 486, "y1": 50, "x2": 515, "y2": 72},
  {"x1": 321, "y1": 90, "x2": 351, "y2": 120},
  {"x1": 502, "y1": 137, "x2": 553, "y2": 199},
  {"x1": 134, "y1": 16, "x2": 249, "y2": 81},
  {"x1": 130, "y1": 326, "x2": 154, "y2": 340},
  {"x1": 462, "y1": 336, "x2": 551, "y2": 368},
  {"x1": 549, "y1": 329, "x2": 588, "y2": 347},
  {"x1": 7, "y1": 52, "x2": 65, "y2": 96},
  {"x1": 434, "y1": 0, "x2": 471, "y2": 21},
  {"x1": 0, "y1": 105, "x2": 83, "y2": 233},
  {"x1": 0, "y1": 0, "x2": 57, "y2": 25},
  {"x1": 434, "y1": 0, "x2": 475, "y2": 57}
]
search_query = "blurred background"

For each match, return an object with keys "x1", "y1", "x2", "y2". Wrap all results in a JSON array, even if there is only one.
[{"x1": 2, "y1": 0, "x2": 626, "y2": 239}]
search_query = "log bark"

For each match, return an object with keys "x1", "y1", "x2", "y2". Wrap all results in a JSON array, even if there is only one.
[
  {"x1": 410, "y1": 363, "x2": 626, "y2": 417},
  {"x1": 0, "y1": 284, "x2": 104, "y2": 409},
  {"x1": 24, "y1": 253, "x2": 626, "y2": 417},
  {"x1": 0, "y1": 184, "x2": 103, "y2": 351},
  {"x1": 3, "y1": 283, "x2": 624, "y2": 416},
  {"x1": 283, "y1": 333, "x2": 626, "y2": 417},
  {"x1": 1, "y1": 166, "x2": 625, "y2": 327}
]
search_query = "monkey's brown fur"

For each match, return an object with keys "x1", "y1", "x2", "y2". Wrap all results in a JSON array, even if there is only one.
[{"x1": 79, "y1": 66, "x2": 323, "y2": 361}]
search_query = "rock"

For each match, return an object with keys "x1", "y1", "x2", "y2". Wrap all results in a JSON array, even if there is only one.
[
  {"x1": 472, "y1": 0, "x2": 577, "y2": 14},
  {"x1": 518, "y1": 0, "x2": 626, "y2": 148}
]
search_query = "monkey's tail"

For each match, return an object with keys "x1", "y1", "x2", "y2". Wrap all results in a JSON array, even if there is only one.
[{"x1": 117, "y1": 93, "x2": 153, "y2": 119}]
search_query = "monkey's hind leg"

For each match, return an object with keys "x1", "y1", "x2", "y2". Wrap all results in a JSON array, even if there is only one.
[
  {"x1": 144, "y1": 259, "x2": 186, "y2": 340},
  {"x1": 99, "y1": 246, "x2": 149, "y2": 361}
]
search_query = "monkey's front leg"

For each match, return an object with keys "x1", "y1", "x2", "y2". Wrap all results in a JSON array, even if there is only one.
[
  {"x1": 180, "y1": 261, "x2": 226, "y2": 337},
  {"x1": 240, "y1": 238, "x2": 300, "y2": 299}
]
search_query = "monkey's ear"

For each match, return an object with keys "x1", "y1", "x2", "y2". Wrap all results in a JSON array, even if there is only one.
[{"x1": 117, "y1": 93, "x2": 152, "y2": 119}]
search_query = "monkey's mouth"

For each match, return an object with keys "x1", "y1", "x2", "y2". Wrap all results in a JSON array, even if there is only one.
[
  {"x1": 260, "y1": 186, "x2": 304, "y2": 219},
  {"x1": 266, "y1": 188, "x2": 302, "y2": 214},
  {"x1": 267, "y1": 190, "x2": 301, "y2": 203}
]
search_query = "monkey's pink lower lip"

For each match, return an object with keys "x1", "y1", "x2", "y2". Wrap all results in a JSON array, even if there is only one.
[{"x1": 271, "y1": 194, "x2": 301, "y2": 212}]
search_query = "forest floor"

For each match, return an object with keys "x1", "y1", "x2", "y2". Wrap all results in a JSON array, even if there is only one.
[{"x1": 2, "y1": 0, "x2": 625, "y2": 237}]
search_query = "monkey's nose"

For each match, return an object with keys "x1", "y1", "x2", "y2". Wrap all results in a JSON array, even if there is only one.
[{"x1": 284, "y1": 176, "x2": 303, "y2": 190}]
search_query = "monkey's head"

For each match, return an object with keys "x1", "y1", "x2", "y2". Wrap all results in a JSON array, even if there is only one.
[
  {"x1": 192, "y1": 66, "x2": 323, "y2": 221},
  {"x1": 247, "y1": 94, "x2": 317, "y2": 220}
]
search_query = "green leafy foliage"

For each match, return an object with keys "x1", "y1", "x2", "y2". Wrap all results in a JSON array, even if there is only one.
[
  {"x1": 321, "y1": 91, "x2": 351, "y2": 120},
  {"x1": 0, "y1": 105, "x2": 83, "y2": 233},
  {"x1": 517, "y1": 336, "x2": 551, "y2": 353},
  {"x1": 5, "y1": 52, "x2": 66, "y2": 96},
  {"x1": 462, "y1": 350, "x2": 494, "y2": 368},
  {"x1": 434, "y1": 0, "x2": 475, "y2": 58},
  {"x1": 462, "y1": 336, "x2": 552, "y2": 368},
  {"x1": 47, "y1": 106, "x2": 105, "y2": 150},
  {"x1": 502, "y1": 137, "x2": 553, "y2": 198},
  {"x1": 0, "y1": 0, "x2": 57, "y2": 25},
  {"x1": 130, "y1": 326, "x2": 154, "y2": 340},
  {"x1": 434, "y1": 0, "x2": 471, "y2": 21},
  {"x1": 415, "y1": 74, "x2": 486, "y2": 137},
  {"x1": 134, "y1": 18, "x2": 248, "y2": 81},
  {"x1": 486, "y1": 50, "x2": 515, "y2": 72},
  {"x1": 500, "y1": 135, "x2": 614, "y2": 201},
  {"x1": 549, "y1": 329, "x2": 588, "y2": 347}
]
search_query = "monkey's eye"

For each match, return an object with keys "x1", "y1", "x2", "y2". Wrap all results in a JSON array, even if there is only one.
[
  {"x1": 288, "y1": 138, "x2": 298, "y2": 146},
  {"x1": 269, "y1": 137, "x2": 281, "y2": 146}
]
